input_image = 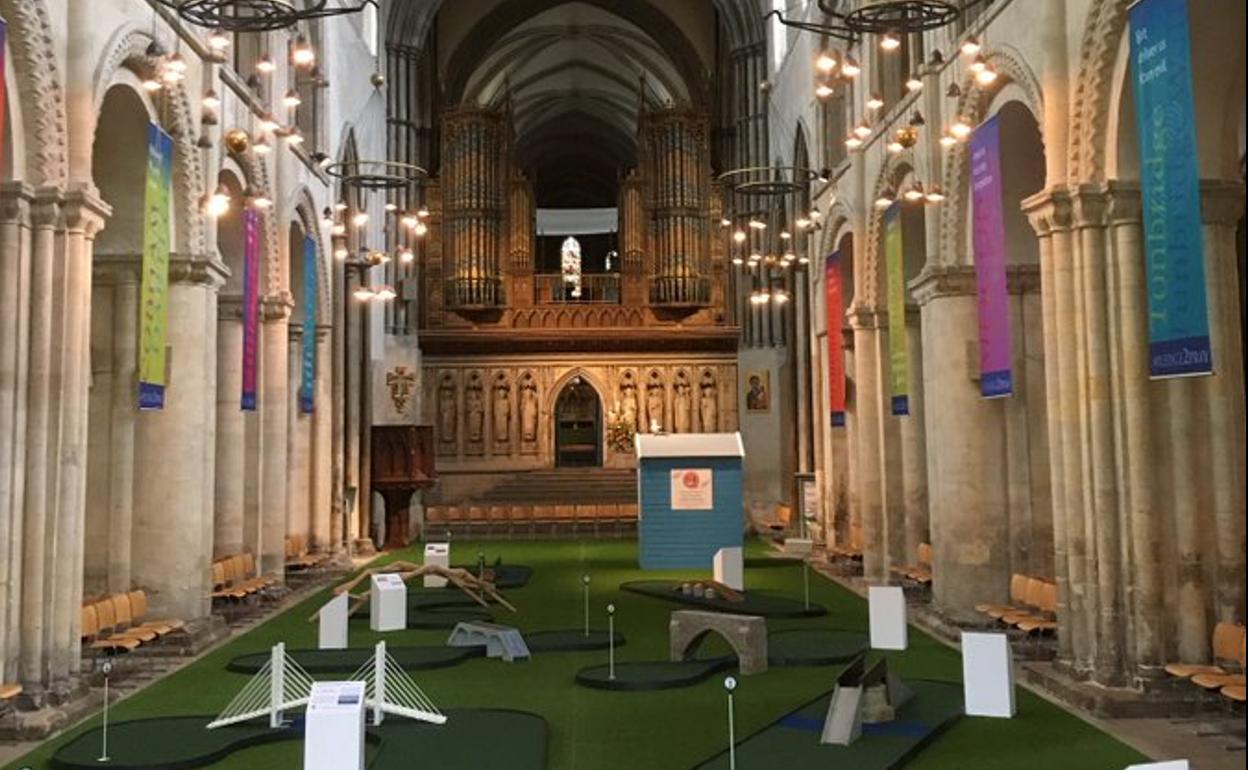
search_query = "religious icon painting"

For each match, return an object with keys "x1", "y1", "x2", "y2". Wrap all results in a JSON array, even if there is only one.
[{"x1": 744, "y1": 370, "x2": 770, "y2": 412}]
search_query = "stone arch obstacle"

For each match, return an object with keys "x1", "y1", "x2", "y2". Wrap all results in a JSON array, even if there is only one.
[{"x1": 668, "y1": 610, "x2": 768, "y2": 675}]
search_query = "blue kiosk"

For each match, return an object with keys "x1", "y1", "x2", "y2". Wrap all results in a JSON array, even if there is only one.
[{"x1": 635, "y1": 433, "x2": 745, "y2": 569}]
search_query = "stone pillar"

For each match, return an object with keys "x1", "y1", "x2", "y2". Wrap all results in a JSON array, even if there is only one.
[
  {"x1": 312, "y1": 326, "x2": 334, "y2": 550},
  {"x1": 131, "y1": 254, "x2": 225, "y2": 623},
  {"x1": 914, "y1": 267, "x2": 1010, "y2": 622},
  {"x1": 214, "y1": 298, "x2": 246, "y2": 557},
  {"x1": 286, "y1": 327, "x2": 312, "y2": 542},
  {"x1": 1198, "y1": 182, "x2": 1246, "y2": 626},
  {"x1": 0, "y1": 182, "x2": 33, "y2": 684},
  {"x1": 900, "y1": 309, "x2": 928, "y2": 564},
  {"x1": 260, "y1": 296, "x2": 291, "y2": 577},
  {"x1": 850, "y1": 310, "x2": 887, "y2": 582}
]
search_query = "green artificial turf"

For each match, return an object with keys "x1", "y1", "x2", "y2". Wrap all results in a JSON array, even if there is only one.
[{"x1": 5, "y1": 539, "x2": 1148, "y2": 770}]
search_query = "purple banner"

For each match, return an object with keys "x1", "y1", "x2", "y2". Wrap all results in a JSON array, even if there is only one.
[
  {"x1": 970, "y1": 115, "x2": 1013, "y2": 398},
  {"x1": 241, "y1": 207, "x2": 261, "y2": 411}
]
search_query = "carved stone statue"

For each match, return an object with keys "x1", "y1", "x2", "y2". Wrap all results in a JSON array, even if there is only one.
[
  {"x1": 646, "y1": 379, "x2": 665, "y2": 433},
  {"x1": 465, "y1": 378, "x2": 485, "y2": 443},
  {"x1": 437, "y1": 376, "x2": 457, "y2": 443},
  {"x1": 673, "y1": 375, "x2": 692, "y2": 434},
  {"x1": 619, "y1": 376, "x2": 639, "y2": 431},
  {"x1": 493, "y1": 378, "x2": 511, "y2": 443},
  {"x1": 699, "y1": 371, "x2": 718, "y2": 432},
  {"x1": 520, "y1": 377, "x2": 539, "y2": 442}
]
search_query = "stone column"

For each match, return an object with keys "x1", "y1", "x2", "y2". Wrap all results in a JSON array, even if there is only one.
[
  {"x1": 131, "y1": 254, "x2": 226, "y2": 623},
  {"x1": 286, "y1": 327, "x2": 312, "y2": 542},
  {"x1": 312, "y1": 327, "x2": 334, "y2": 550},
  {"x1": 0, "y1": 182, "x2": 33, "y2": 685},
  {"x1": 1105, "y1": 181, "x2": 1164, "y2": 675},
  {"x1": 19, "y1": 189, "x2": 61, "y2": 694},
  {"x1": 850, "y1": 310, "x2": 887, "y2": 582},
  {"x1": 914, "y1": 267, "x2": 1010, "y2": 621},
  {"x1": 260, "y1": 296, "x2": 292, "y2": 577},
  {"x1": 107, "y1": 274, "x2": 138, "y2": 594},
  {"x1": 1198, "y1": 181, "x2": 1246, "y2": 626},
  {"x1": 900, "y1": 308, "x2": 928, "y2": 564},
  {"x1": 214, "y1": 298, "x2": 246, "y2": 557}
]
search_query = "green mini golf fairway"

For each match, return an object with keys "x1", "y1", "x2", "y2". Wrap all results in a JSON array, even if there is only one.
[
  {"x1": 692, "y1": 679, "x2": 963, "y2": 770},
  {"x1": 5, "y1": 540, "x2": 1148, "y2": 770},
  {"x1": 49, "y1": 708, "x2": 548, "y2": 770},
  {"x1": 767, "y1": 628, "x2": 868, "y2": 665},
  {"x1": 620, "y1": 579, "x2": 828, "y2": 618}
]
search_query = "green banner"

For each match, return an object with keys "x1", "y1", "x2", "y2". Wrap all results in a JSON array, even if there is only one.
[
  {"x1": 884, "y1": 203, "x2": 909, "y2": 415},
  {"x1": 138, "y1": 123, "x2": 173, "y2": 410}
]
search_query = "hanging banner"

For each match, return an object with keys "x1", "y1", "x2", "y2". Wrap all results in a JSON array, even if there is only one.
[
  {"x1": 884, "y1": 203, "x2": 909, "y2": 416},
  {"x1": 970, "y1": 115, "x2": 1014, "y2": 398},
  {"x1": 241, "y1": 207, "x2": 261, "y2": 411},
  {"x1": 1129, "y1": 0, "x2": 1212, "y2": 378},
  {"x1": 137, "y1": 123, "x2": 173, "y2": 410},
  {"x1": 1, "y1": 19, "x2": 8, "y2": 181},
  {"x1": 299, "y1": 235, "x2": 317, "y2": 414},
  {"x1": 825, "y1": 251, "x2": 846, "y2": 426}
]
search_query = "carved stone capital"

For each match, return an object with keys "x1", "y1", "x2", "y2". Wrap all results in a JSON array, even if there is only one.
[
  {"x1": 218, "y1": 295, "x2": 246, "y2": 321},
  {"x1": 1006, "y1": 264, "x2": 1042, "y2": 295},
  {"x1": 1104, "y1": 180, "x2": 1142, "y2": 224},
  {"x1": 169, "y1": 252, "x2": 229, "y2": 289},
  {"x1": 1021, "y1": 186, "x2": 1073, "y2": 237},
  {"x1": 261, "y1": 292, "x2": 295, "y2": 321},
  {"x1": 0, "y1": 181, "x2": 36, "y2": 224},
  {"x1": 1199, "y1": 179, "x2": 1246, "y2": 226},
  {"x1": 91, "y1": 252, "x2": 143, "y2": 285},
  {"x1": 909, "y1": 265, "x2": 978, "y2": 305},
  {"x1": 61, "y1": 185, "x2": 112, "y2": 239},
  {"x1": 31, "y1": 186, "x2": 64, "y2": 228},
  {"x1": 846, "y1": 305, "x2": 882, "y2": 330},
  {"x1": 1070, "y1": 184, "x2": 1110, "y2": 229}
]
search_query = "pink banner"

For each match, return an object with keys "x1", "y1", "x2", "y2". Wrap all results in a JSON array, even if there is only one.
[
  {"x1": 825, "y1": 251, "x2": 845, "y2": 426},
  {"x1": 241, "y1": 208, "x2": 261, "y2": 410},
  {"x1": 970, "y1": 115, "x2": 1013, "y2": 398}
]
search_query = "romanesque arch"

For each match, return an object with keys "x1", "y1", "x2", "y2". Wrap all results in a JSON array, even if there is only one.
[{"x1": 0, "y1": 0, "x2": 68, "y2": 186}]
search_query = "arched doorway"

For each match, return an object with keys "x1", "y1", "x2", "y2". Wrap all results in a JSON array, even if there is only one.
[{"x1": 554, "y1": 377, "x2": 601, "y2": 467}]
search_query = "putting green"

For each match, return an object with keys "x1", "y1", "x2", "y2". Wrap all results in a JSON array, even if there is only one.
[
  {"x1": 50, "y1": 708, "x2": 548, "y2": 770},
  {"x1": 767, "y1": 629, "x2": 868, "y2": 665},
  {"x1": 692, "y1": 679, "x2": 963, "y2": 770},
  {"x1": 620, "y1": 580, "x2": 827, "y2": 618}
]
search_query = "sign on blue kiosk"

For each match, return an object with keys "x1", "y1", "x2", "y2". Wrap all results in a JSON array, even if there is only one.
[{"x1": 635, "y1": 433, "x2": 745, "y2": 570}]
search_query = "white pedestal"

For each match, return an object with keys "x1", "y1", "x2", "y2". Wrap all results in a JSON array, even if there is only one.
[
  {"x1": 318, "y1": 593, "x2": 350, "y2": 650},
  {"x1": 423, "y1": 543, "x2": 450, "y2": 588},
  {"x1": 1125, "y1": 762, "x2": 1189, "y2": 770},
  {"x1": 369, "y1": 574, "x2": 408, "y2": 632},
  {"x1": 961, "y1": 631, "x2": 1015, "y2": 717},
  {"x1": 868, "y1": 586, "x2": 908, "y2": 651},
  {"x1": 713, "y1": 547, "x2": 744, "y2": 591},
  {"x1": 304, "y1": 681, "x2": 366, "y2": 770}
]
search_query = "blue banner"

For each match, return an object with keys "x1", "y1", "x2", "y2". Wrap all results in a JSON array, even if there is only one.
[
  {"x1": 1129, "y1": 0, "x2": 1212, "y2": 378},
  {"x1": 298, "y1": 236, "x2": 317, "y2": 414},
  {"x1": 297, "y1": 235, "x2": 316, "y2": 411}
]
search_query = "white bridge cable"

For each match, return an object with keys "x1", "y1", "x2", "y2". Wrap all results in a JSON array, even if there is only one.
[{"x1": 207, "y1": 647, "x2": 316, "y2": 730}]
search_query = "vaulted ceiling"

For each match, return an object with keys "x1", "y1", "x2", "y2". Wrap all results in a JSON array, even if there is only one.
[{"x1": 387, "y1": 0, "x2": 766, "y2": 206}]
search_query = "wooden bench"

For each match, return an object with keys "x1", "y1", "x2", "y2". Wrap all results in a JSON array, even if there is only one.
[
  {"x1": 1165, "y1": 622, "x2": 1246, "y2": 696},
  {"x1": 0, "y1": 682, "x2": 23, "y2": 704},
  {"x1": 212, "y1": 553, "x2": 276, "y2": 600},
  {"x1": 285, "y1": 535, "x2": 324, "y2": 571},
  {"x1": 891, "y1": 542, "x2": 933, "y2": 586}
]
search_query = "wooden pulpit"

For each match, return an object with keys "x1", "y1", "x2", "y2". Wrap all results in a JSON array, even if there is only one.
[{"x1": 371, "y1": 425, "x2": 437, "y2": 550}]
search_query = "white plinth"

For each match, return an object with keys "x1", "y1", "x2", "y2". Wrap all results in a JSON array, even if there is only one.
[
  {"x1": 318, "y1": 593, "x2": 350, "y2": 650},
  {"x1": 961, "y1": 631, "x2": 1015, "y2": 717},
  {"x1": 713, "y1": 547, "x2": 744, "y2": 591},
  {"x1": 304, "y1": 681, "x2": 366, "y2": 770},
  {"x1": 1125, "y1": 762, "x2": 1189, "y2": 770},
  {"x1": 868, "y1": 586, "x2": 908, "y2": 651},
  {"x1": 424, "y1": 543, "x2": 450, "y2": 588},
  {"x1": 369, "y1": 574, "x2": 408, "y2": 632}
]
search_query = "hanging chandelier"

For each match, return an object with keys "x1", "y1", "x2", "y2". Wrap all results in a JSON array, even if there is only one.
[
  {"x1": 768, "y1": 0, "x2": 992, "y2": 43},
  {"x1": 718, "y1": 166, "x2": 822, "y2": 304},
  {"x1": 324, "y1": 160, "x2": 427, "y2": 191},
  {"x1": 152, "y1": 0, "x2": 378, "y2": 33}
]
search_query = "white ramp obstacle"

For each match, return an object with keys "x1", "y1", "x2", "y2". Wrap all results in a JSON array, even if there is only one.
[
  {"x1": 447, "y1": 621, "x2": 531, "y2": 662},
  {"x1": 208, "y1": 643, "x2": 317, "y2": 729},
  {"x1": 347, "y1": 641, "x2": 447, "y2": 726}
]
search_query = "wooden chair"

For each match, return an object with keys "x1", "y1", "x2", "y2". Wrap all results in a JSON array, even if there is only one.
[
  {"x1": 1189, "y1": 630, "x2": 1247, "y2": 692},
  {"x1": 976, "y1": 574, "x2": 1030, "y2": 621},
  {"x1": 440, "y1": 506, "x2": 463, "y2": 538},
  {"x1": 127, "y1": 590, "x2": 185, "y2": 636},
  {"x1": 466, "y1": 506, "x2": 488, "y2": 538},
  {"x1": 510, "y1": 505, "x2": 535, "y2": 538},
  {"x1": 597, "y1": 504, "x2": 620, "y2": 538},
  {"x1": 1165, "y1": 622, "x2": 1246, "y2": 679},
  {"x1": 488, "y1": 506, "x2": 510, "y2": 537},
  {"x1": 110, "y1": 594, "x2": 157, "y2": 643},
  {"x1": 83, "y1": 602, "x2": 141, "y2": 653},
  {"x1": 1222, "y1": 684, "x2": 1246, "y2": 705},
  {"x1": 618, "y1": 503, "x2": 639, "y2": 535},
  {"x1": 425, "y1": 505, "x2": 448, "y2": 533},
  {"x1": 1014, "y1": 582, "x2": 1058, "y2": 635},
  {"x1": 0, "y1": 682, "x2": 21, "y2": 704},
  {"x1": 1000, "y1": 579, "x2": 1049, "y2": 626},
  {"x1": 575, "y1": 504, "x2": 598, "y2": 536},
  {"x1": 532, "y1": 505, "x2": 557, "y2": 536}
]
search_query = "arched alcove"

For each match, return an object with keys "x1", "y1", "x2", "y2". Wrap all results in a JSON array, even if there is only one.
[{"x1": 553, "y1": 376, "x2": 602, "y2": 468}]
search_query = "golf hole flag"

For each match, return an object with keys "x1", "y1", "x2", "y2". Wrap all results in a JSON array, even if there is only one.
[
  {"x1": 884, "y1": 203, "x2": 909, "y2": 415},
  {"x1": 825, "y1": 251, "x2": 846, "y2": 426},
  {"x1": 138, "y1": 123, "x2": 174, "y2": 410},
  {"x1": 970, "y1": 115, "x2": 1014, "y2": 398},
  {"x1": 1129, "y1": 0, "x2": 1212, "y2": 378}
]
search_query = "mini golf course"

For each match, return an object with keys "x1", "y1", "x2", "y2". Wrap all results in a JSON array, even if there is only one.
[{"x1": 4, "y1": 539, "x2": 1149, "y2": 770}]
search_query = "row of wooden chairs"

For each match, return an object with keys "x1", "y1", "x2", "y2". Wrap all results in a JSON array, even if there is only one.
[
  {"x1": 1165, "y1": 622, "x2": 1246, "y2": 707},
  {"x1": 891, "y1": 543, "x2": 934, "y2": 587},
  {"x1": 426, "y1": 503, "x2": 639, "y2": 537},
  {"x1": 285, "y1": 535, "x2": 326, "y2": 571},
  {"x1": 829, "y1": 524, "x2": 865, "y2": 564},
  {"x1": 0, "y1": 682, "x2": 21, "y2": 706},
  {"x1": 80, "y1": 590, "x2": 185, "y2": 655},
  {"x1": 212, "y1": 552, "x2": 278, "y2": 601},
  {"x1": 975, "y1": 573, "x2": 1058, "y2": 635}
]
